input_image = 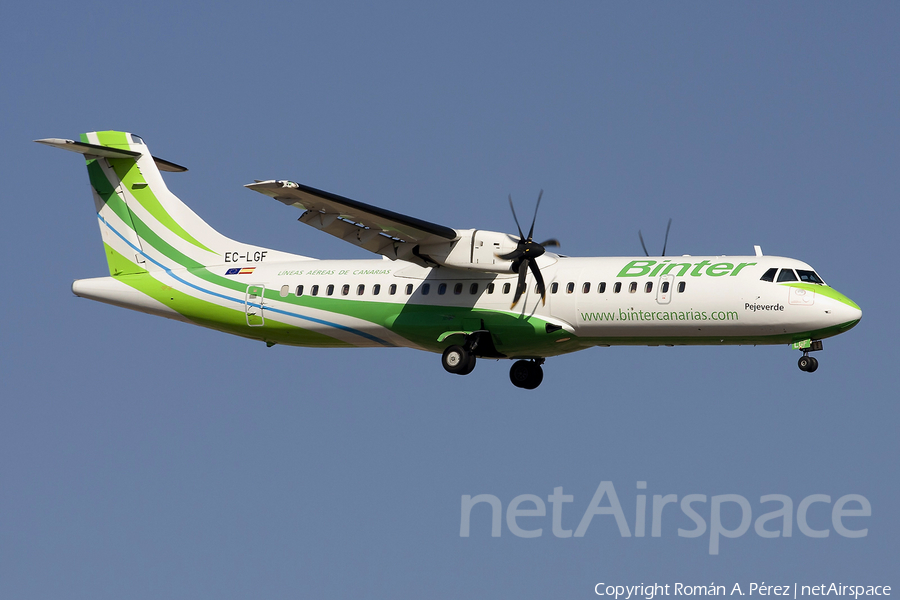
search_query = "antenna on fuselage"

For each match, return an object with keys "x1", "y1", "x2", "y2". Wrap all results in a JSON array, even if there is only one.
[{"x1": 639, "y1": 218, "x2": 672, "y2": 256}]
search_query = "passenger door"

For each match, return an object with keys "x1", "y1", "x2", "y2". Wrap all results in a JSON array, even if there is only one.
[{"x1": 245, "y1": 284, "x2": 266, "y2": 327}]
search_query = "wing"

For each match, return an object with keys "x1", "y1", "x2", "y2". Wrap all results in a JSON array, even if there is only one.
[{"x1": 245, "y1": 180, "x2": 458, "y2": 263}]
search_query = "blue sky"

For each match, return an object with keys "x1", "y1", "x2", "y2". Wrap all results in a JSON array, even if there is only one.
[{"x1": 2, "y1": 2, "x2": 898, "y2": 598}]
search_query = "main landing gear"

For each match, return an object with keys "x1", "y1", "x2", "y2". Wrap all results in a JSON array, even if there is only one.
[
  {"x1": 441, "y1": 331, "x2": 491, "y2": 377},
  {"x1": 440, "y1": 337, "x2": 546, "y2": 389},
  {"x1": 442, "y1": 345, "x2": 477, "y2": 375},
  {"x1": 509, "y1": 359, "x2": 544, "y2": 390}
]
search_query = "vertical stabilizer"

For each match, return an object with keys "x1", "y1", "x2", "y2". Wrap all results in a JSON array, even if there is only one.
[{"x1": 37, "y1": 131, "x2": 304, "y2": 276}]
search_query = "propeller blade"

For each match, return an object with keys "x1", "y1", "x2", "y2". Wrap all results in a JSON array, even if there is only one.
[
  {"x1": 661, "y1": 218, "x2": 672, "y2": 257},
  {"x1": 508, "y1": 195, "x2": 525, "y2": 240},
  {"x1": 510, "y1": 260, "x2": 529, "y2": 309},
  {"x1": 526, "y1": 189, "x2": 543, "y2": 240},
  {"x1": 496, "y1": 249, "x2": 523, "y2": 261},
  {"x1": 527, "y1": 258, "x2": 547, "y2": 305},
  {"x1": 539, "y1": 238, "x2": 560, "y2": 248},
  {"x1": 639, "y1": 230, "x2": 649, "y2": 256}
]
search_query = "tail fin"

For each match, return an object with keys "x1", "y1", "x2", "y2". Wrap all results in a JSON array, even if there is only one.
[{"x1": 37, "y1": 131, "x2": 300, "y2": 276}]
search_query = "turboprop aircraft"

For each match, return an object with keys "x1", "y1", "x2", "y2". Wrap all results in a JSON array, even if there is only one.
[{"x1": 37, "y1": 131, "x2": 862, "y2": 389}]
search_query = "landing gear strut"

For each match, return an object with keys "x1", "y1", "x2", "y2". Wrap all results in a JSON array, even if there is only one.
[{"x1": 509, "y1": 359, "x2": 544, "y2": 389}]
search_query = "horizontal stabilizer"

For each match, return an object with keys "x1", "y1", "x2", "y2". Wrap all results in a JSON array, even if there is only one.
[
  {"x1": 34, "y1": 138, "x2": 187, "y2": 172},
  {"x1": 35, "y1": 138, "x2": 140, "y2": 158}
]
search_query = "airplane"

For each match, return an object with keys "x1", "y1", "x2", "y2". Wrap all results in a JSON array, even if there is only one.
[{"x1": 37, "y1": 131, "x2": 862, "y2": 389}]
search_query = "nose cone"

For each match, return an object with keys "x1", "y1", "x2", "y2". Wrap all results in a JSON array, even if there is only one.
[{"x1": 827, "y1": 288, "x2": 862, "y2": 331}]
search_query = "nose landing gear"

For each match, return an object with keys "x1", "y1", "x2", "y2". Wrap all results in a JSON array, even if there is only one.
[
  {"x1": 795, "y1": 339, "x2": 823, "y2": 373},
  {"x1": 798, "y1": 354, "x2": 819, "y2": 372}
]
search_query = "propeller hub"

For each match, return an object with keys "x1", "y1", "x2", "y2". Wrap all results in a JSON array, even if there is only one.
[{"x1": 521, "y1": 240, "x2": 546, "y2": 258}]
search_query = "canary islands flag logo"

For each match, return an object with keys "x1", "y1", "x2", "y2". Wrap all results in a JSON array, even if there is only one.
[{"x1": 225, "y1": 267, "x2": 256, "y2": 275}]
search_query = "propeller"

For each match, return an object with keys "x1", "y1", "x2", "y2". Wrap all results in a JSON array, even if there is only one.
[
  {"x1": 497, "y1": 190, "x2": 560, "y2": 309},
  {"x1": 639, "y1": 218, "x2": 672, "y2": 257}
]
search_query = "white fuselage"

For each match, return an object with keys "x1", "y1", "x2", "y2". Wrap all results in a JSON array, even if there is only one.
[{"x1": 73, "y1": 251, "x2": 862, "y2": 356}]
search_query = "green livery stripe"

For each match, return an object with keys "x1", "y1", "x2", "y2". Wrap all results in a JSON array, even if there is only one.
[
  {"x1": 103, "y1": 242, "x2": 148, "y2": 276},
  {"x1": 576, "y1": 320, "x2": 860, "y2": 348},
  {"x1": 86, "y1": 159, "x2": 138, "y2": 233},
  {"x1": 112, "y1": 268, "x2": 353, "y2": 348},
  {"x1": 107, "y1": 157, "x2": 216, "y2": 254},
  {"x1": 781, "y1": 282, "x2": 860, "y2": 309},
  {"x1": 260, "y1": 293, "x2": 564, "y2": 355},
  {"x1": 87, "y1": 131, "x2": 215, "y2": 254},
  {"x1": 101, "y1": 220, "x2": 375, "y2": 347}
]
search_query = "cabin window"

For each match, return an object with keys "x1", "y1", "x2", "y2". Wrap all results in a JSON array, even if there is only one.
[
  {"x1": 677, "y1": 281, "x2": 686, "y2": 293},
  {"x1": 341, "y1": 284, "x2": 350, "y2": 296},
  {"x1": 760, "y1": 267, "x2": 777, "y2": 282},
  {"x1": 661, "y1": 281, "x2": 670, "y2": 293},
  {"x1": 470, "y1": 283, "x2": 478, "y2": 294},
  {"x1": 405, "y1": 284, "x2": 413, "y2": 295},
  {"x1": 311, "y1": 285, "x2": 319, "y2": 296},
  {"x1": 645, "y1": 282, "x2": 653, "y2": 293},
  {"x1": 357, "y1": 284, "x2": 365, "y2": 296},
  {"x1": 598, "y1": 282, "x2": 606, "y2": 293},
  {"x1": 280, "y1": 285, "x2": 289, "y2": 297},
  {"x1": 454, "y1": 283, "x2": 463, "y2": 295},
  {"x1": 295, "y1": 285, "x2": 304, "y2": 296},
  {"x1": 373, "y1": 284, "x2": 381, "y2": 295},
  {"x1": 550, "y1": 282, "x2": 559, "y2": 294},
  {"x1": 582, "y1": 282, "x2": 591, "y2": 294},
  {"x1": 629, "y1": 282, "x2": 637, "y2": 293},
  {"x1": 503, "y1": 282, "x2": 511, "y2": 294},
  {"x1": 566, "y1": 282, "x2": 575, "y2": 294},
  {"x1": 614, "y1": 282, "x2": 622, "y2": 293},
  {"x1": 797, "y1": 269, "x2": 824, "y2": 284},
  {"x1": 421, "y1": 283, "x2": 431, "y2": 295},
  {"x1": 438, "y1": 283, "x2": 447, "y2": 295},
  {"x1": 389, "y1": 284, "x2": 397, "y2": 295},
  {"x1": 535, "y1": 284, "x2": 541, "y2": 294},
  {"x1": 326, "y1": 284, "x2": 334, "y2": 296},
  {"x1": 487, "y1": 283, "x2": 495, "y2": 294},
  {"x1": 776, "y1": 269, "x2": 798, "y2": 283}
]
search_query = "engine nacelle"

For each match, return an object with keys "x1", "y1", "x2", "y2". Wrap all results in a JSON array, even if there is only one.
[{"x1": 417, "y1": 229, "x2": 520, "y2": 273}]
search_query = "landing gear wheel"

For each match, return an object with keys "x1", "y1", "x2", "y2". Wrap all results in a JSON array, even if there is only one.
[
  {"x1": 442, "y1": 345, "x2": 474, "y2": 375},
  {"x1": 798, "y1": 355, "x2": 815, "y2": 372},
  {"x1": 525, "y1": 364, "x2": 544, "y2": 389},
  {"x1": 509, "y1": 360, "x2": 544, "y2": 389},
  {"x1": 459, "y1": 351, "x2": 477, "y2": 375}
]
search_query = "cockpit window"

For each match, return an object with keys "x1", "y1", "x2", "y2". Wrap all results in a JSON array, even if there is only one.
[
  {"x1": 776, "y1": 269, "x2": 798, "y2": 283},
  {"x1": 797, "y1": 269, "x2": 825, "y2": 284},
  {"x1": 760, "y1": 268, "x2": 777, "y2": 282},
  {"x1": 130, "y1": 134, "x2": 144, "y2": 144}
]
